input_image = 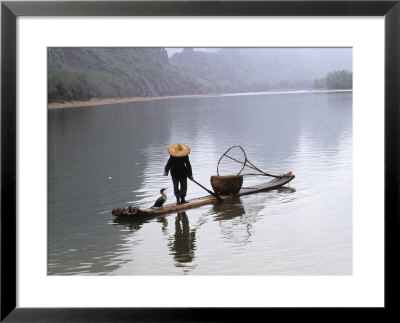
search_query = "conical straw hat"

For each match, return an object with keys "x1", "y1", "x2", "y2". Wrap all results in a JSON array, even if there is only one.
[{"x1": 168, "y1": 143, "x2": 190, "y2": 157}]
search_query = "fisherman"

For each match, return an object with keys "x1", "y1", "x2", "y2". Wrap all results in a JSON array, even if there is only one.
[{"x1": 163, "y1": 143, "x2": 194, "y2": 205}]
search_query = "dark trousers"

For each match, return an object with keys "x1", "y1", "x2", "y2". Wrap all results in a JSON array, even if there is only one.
[{"x1": 172, "y1": 176, "x2": 187, "y2": 198}]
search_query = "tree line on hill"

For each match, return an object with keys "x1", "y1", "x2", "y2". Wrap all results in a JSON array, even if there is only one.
[
  {"x1": 313, "y1": 70, "x2": 353, "y2": 90},
  {"x1": 48, "y1": 47, "x2": 352, "y2": 103}
]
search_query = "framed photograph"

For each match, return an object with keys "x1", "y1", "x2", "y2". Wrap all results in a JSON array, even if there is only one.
[{"x1": 2, "y1": 0, "x2": 399, "y2": 321}]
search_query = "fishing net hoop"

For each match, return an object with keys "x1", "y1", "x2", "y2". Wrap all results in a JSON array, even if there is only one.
[
  {"x1": 216, "y1": 145, "x2": 285, "y2": 178},
  {"x1": 216, "y1": 145, "x2": 247, "y2": 176}
]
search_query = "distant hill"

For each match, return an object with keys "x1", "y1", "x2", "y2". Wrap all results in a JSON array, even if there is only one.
[
  {"x1": 48, "y1": 47, "x2": 352, "y2": 103},
  {"x1": 170, "y1": 47, "x2": 352, "y2": 92},
  {"x1": 313, "y1": 70, "x2": 353, "y2": 90},
  {"x1": 48, "y1": 48, "x2": 201, "y2": 103},
  {"x1": 169, "y1": 48, "x2": 262, "y2": 93}
]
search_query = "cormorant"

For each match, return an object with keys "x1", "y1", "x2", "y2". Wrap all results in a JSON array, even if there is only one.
[{"x1": 151, "y1": 188, "x2": 167, "y2": 208}]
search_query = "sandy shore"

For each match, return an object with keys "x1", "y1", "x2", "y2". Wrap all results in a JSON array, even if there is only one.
[
  {"x1": 48, "y1": 89, "x2": 352, "y2": 109},
  {"x1": 48, "y1": 94, "x2": 220, "y2": 109}
]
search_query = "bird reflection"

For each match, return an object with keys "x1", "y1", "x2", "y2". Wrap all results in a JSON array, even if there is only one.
[
  {"x1": 157, "y1": 216, "x2": 169, "y2": 234},
  {"x1": 168, "y1": 212, "x2": 197, "y2": 270}
]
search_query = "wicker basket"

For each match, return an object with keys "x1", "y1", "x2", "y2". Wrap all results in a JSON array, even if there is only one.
[{"x1": 210, "y1": 175, "x2": 243, "y2": 195}]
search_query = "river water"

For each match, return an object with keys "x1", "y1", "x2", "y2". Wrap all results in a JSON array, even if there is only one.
[{"x1": 48, "y1": 91, "x2": 352, "y2": 275}]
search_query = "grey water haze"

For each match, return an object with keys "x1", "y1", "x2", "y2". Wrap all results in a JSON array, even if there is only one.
[{"x1": 48, "y1": 90, "x2": 352, "y2": 275}]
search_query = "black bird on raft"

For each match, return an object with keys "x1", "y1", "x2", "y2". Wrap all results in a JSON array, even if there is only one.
[{"x1": 151, "y1": 188, "x2": 168, "y2": 208}]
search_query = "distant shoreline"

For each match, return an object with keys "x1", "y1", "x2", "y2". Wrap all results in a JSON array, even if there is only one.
[
  {"x1": 48, "y1": 94, "x2": 221, "y2": 109},
  {"x1": 47, "y1": 89, "x2": 352, "y2": 109}
]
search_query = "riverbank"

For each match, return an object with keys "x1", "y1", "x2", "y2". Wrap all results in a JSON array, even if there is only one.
[
  {"x1": 48, "y1": 89, "x2": 352, "y2": 109},
  {"x1": 48, "y1": 94, "x2": 220, "y2": 109}
]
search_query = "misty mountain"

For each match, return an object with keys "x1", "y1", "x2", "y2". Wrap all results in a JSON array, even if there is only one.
[
  {"x1": 48, "y1": 47, "x2": 352, "y2": 103},
  {"x1": 48, "y1": 48, "x2": 201, "y2": 102},
  {"x1": 170, "y1": 47, "x2": 352, "y2": 91}
]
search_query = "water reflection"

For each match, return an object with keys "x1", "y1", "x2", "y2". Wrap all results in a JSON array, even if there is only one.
[
  {"x1": 157, "y1": 216, "x2": 169, "y2": 235},
  {"x1": 112, "y1": 213, "x2": 171, "y2": 235},
  {"x1": 212, "y1": 197, "x2": 254, "y2": 246},
  {"x1": 276, "y1": 187, "x2": 297, "y2": 195},
  {"x1": 212, "y1": 187, "x2": 297, "y2": 248},
  {"x1": 111, "y1": 185, "x2": 298, "y2": 274},
  {"x1": 112, "y1": 217, "x2": 144, "y2": 232},
  {"x1": 168, "y1": 212, "x2": 197, "y2": 271},
  {"x1": 112, "y1": 214, "x2": 155, "y2": 232},
  {"x1": 48, "y1": 91, "x2": 352, "y2": 275},
  {"x1": 213, "y1": 197, "x2": 245, "y2": 221},
  {"x1": 111, "y1": 210, "x2": 198, "y2": 273}
]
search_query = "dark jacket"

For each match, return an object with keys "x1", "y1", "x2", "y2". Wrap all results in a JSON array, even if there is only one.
[{"x1": 164, "y1": 156, "x2": 193, "y2": 179}]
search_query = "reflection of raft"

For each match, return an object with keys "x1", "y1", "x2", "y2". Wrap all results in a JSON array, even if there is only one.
[{"x1": 112, "y1": 174, "x2": 295, "y2": 218}]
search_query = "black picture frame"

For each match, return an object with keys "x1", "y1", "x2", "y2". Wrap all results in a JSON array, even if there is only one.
[{"x1": 1, "y1": 1, "x2": 399, "y2": 321}]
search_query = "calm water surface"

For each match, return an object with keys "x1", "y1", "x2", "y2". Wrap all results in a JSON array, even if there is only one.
[{"x1": 48, "y1": 91, "x2": 352, "y2": 275}]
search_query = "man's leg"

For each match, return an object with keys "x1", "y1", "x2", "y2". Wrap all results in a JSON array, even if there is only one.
[
  {"x1": 172, "y1": 176, "x2": 181, "y2": 205},
  {"x1": 180, "y1": 177, "x2": 188, "y2": 203}
]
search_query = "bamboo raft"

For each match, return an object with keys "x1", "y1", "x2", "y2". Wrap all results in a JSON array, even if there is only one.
[{"x1": 112, "y1": 174, "x2": 295, "y2": 218}]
